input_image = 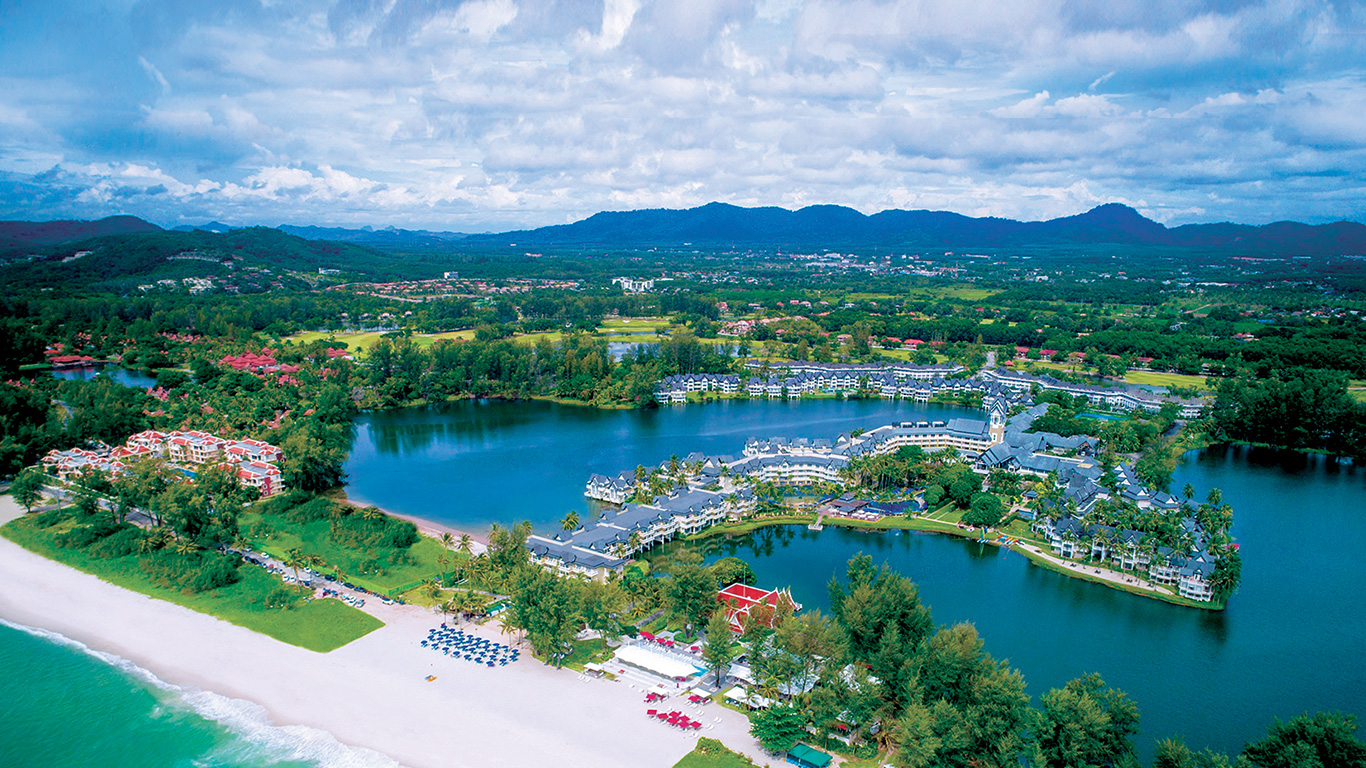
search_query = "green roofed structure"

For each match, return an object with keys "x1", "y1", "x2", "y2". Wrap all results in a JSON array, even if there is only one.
[{"x1": 785, "y1": 743, "x2": 832, "y2": 768}]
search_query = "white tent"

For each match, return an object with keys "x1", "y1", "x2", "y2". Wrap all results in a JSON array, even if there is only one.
[{"x1": 615, "y1": 644, "x2": 703, "y2": 679}]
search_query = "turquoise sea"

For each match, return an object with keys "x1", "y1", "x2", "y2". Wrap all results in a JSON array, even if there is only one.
[{"x1": 0, "y1": 620, "x2": 397, "y2": 768}]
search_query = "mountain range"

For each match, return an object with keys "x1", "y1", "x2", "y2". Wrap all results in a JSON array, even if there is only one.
[
  {"x1": 4, "y1": 203, "x2": 1364, "y2": 256},
  {"x1": 0, "y1": 215, "x2": 162, "y2": 250},
  {"x1": 468, "y1": 202, "x2": 1366, "y2": 255}
]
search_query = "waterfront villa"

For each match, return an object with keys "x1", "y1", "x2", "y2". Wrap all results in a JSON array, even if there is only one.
[{"x1": 527, "y1": 487, "x2": 756, "y2": 582}]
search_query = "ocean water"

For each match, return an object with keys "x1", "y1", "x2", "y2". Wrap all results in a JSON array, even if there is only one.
[{"x1": 0, "y1": 620, "x2": 400, "y2": 768}]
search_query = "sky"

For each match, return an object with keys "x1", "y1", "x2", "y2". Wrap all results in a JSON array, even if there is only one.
[{"x1": 1, "y1": 0, "x2": 1364, "y2": 232}]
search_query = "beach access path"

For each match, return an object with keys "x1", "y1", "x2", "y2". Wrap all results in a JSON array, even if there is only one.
[{"x1": 0, "y1": 495, "x2": 772, "y2": 768}]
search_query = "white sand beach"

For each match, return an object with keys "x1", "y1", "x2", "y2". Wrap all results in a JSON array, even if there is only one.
[{"x1": 0, "y1": 495, "x2": 772, "y2": 768}]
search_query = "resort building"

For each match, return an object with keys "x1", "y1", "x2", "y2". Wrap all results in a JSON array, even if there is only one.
[
  {"x1": 39, "y1": 429, "x2": 287, "y2": 498},
  {"x1": 717, "y1": 583, "x2": 801, "y2": 633},
  {"x1": 585, "y1": 472, "x2": 636, "y2": 504}
]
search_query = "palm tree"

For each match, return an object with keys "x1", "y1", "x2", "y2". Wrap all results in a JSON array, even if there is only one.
[
  {"x1": 423, "y1": 578, "x2": 443, "y2": 603},
  {"x1": 561, "y1": 510, "x2": 581, "y2": 531},
  {"x1": 174, "y1": 538, "x2": 200, "y2": 556},
  {"x1": 627, "y1": 530, "x2": 643, "y2": 555},
  {"x1": 437, "y1": 553, "x2": 450, "y2": 583},
  {"x1": 458, "y1": 533, "x2": 473, "y2": 556},
  {"x1": 1182, "y1": 483, "x2": 1196, "y2": 501},
  {"x1": 469, "y1": 553, "x2": 490, "y2": 584},
  {"x1": 284, "y1": 548, "x2": 307, "y2": 592},
  {"x1": 361, "y1": 506, "x2": 384, "y2": 521},
  {"x1": 438, "y1": 597, "x2": 458, "y2": 624},
  {"x1": 1206, "y1": 487, "x2": 1223, "y2": 508},
  {"x1": 440, "y1": 532, "x2": 454, "y2": 550}
]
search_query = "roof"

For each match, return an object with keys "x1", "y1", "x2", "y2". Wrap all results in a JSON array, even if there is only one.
[
  {"x1": 787, "y1": 744, "x2": 833, "y2": 768},
  {"x1": 615, "y1": 644, "x2": 703, "y2": 679}
]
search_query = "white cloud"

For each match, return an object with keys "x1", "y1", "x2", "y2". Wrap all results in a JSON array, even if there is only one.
[{"x1": 0, "y1": 0, "x2": 1362, "y2": 228}]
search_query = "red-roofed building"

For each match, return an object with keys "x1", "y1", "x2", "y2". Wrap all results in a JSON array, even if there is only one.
[{"x1": 717, "y1": 583, "x2": 801, "y2": 634}]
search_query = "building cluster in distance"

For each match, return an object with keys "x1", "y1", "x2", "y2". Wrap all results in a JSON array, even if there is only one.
[
  {"x1": 656, "y1": 363, "x2": 1205, "y2": 419},
  {"x1": 41, "y1": 430, "x2": 286, "y2": 498}
]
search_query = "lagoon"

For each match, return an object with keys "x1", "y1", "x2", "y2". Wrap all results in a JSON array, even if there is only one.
[
  {"x1": 51, "y1": 365, "x2": 159, "y2": 389},
  {"x1": 345, "y1": 399, "x2": 1366, "y2": 759}
]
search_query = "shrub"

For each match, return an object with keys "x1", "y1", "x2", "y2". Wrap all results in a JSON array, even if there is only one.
[
  {"x1": 190, "y1": 556, "x2": 242, "y2": 592},
  {"x1": 56, "y1": 518, "x2": 123, "y2": 549},
  {"x1": 265, "y1": 587, "x2": 297, "y2": 610},
  {"x1": 88, "y1": 525, "x2": 142, "y2": 558},
  {"x1": 382, "y1": 520, "x2": 419, "y2": 549},
  {"x1": 32, "y1": 509, "x2": 68, "y2": 528}
]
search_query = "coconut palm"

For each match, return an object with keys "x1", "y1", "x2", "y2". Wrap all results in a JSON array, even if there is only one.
[
  {"x1": 561, "y1": 510, "x2": 581, "y2": 531},
  {"x1": 1182, "y1": 483, "x2": 1196, "y2": 501},
  {"x1": 440, "y1": 532, "x2": 454, "y2": 550},
  {"x1": 174, "y1": 537, "x2": 200, "y2": 556},
  {"x1": 284, "y1": 548, "x2": 308, "y2": 591},
  {"x1": 458, "y1": 533, "x2": 473, "y2": 556}
]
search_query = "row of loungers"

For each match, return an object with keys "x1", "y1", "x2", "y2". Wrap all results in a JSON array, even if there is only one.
[{"x1": 420, "y1": 626, "x2": 519, "y2": 667}]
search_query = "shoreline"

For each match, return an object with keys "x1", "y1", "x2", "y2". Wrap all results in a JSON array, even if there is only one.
[
  {"x1": 687, "y1": 514, "x2": 1221, "y2": 611},
  {"x1": 328, "y1": 489, "x2": 491, "y2": 549},
  {"x1": 0, "y1": 494, "x2": 771, "y2": 768}
]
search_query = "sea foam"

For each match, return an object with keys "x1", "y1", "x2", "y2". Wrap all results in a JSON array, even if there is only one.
[{"x1": 1, "y1": 618, "x2": 403, "y2": 768}]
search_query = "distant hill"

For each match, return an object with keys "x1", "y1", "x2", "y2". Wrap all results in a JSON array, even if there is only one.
[
  {"x1": 0, "y1": 215, "x2": 162, "y2": 250},
  {"x1": 469, "y1": 202, "x2": 1366, "y2": 256},
  {"x1": 277, "y1": 224, "x2": 469, "y2": 247},
  {"x1": 0, "y1": 227, "x2": 421, "y2": 293}
]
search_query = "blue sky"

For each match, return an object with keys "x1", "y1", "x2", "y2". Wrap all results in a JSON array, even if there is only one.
[{"x1": 1, "y1": 0, "x2": 1363, "y2": 231}]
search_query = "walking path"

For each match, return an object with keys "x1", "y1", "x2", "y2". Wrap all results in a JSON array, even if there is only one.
[{"x1": 1013, "y1": 541, "x2": 1168, "y2": 595}]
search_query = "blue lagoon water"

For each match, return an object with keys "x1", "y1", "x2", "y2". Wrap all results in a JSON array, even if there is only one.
[
  {"x1": 344, "y1": 397, "x2": 966, "y2": 533},
  {"x1": 51, "y1": 365, "x2": 159, "y2": 389},
  {"x1": 344, "y1": 399, "x2": 1366, "y2": 758}
]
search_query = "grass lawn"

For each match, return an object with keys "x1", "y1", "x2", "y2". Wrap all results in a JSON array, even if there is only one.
[
  {"x1": 672, "y1": 738, "x2": 759, "y2": 768},
  {"x1": 240, "y1": 510, "x2": 454, "y2": 595},
  {"x1": 1121, "y1": 370, "x2": 1209, "y2": 390},
  {"x1": 548, "y1": 637, "x2": 613, "y2": 671},
  {"x1": 598, "y1": 316, "x2": 669, "y2": 330},
  {"x1": 512, "y1": 331, "x2": 565, "y2": 345},
  {"x1": 1350, "y1": 380, "x2": 1366, "y2": 403},
  {"x1": 1019, "y1": 361, "x2": 1207, "y2": 392},
  {"x1": 283, "y1": 330, "x2": 474, "y2": 356},
  {"x1": 874, "y1": 348, "x2": 951, "y2": 363},
  {"x1": 2, "y1": 516, "x2": 383, "y2": 652},
  {"x1": 905, "y1": 285, "x2": 998, "y2": 301}
]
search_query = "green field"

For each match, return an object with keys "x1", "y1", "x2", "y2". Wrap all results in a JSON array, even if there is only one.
[
  {"x1": 1022, "y1": 361, "x2": 1208, "y2": 391},
  {"x1": 1, "y1": 515, "x2": 383, "y2": 652},
  {"x1": 905, "y1": 285, "x2": 998, "y2": 301},
  {"x1": 240, "y1": 509, "x2": 456, "y2": 595},
  {"x1": 1121, "y1": 370, "x2": 1209, "y2": 390},
  {"x1": 672, "y1": 738, "x2": 758, "y2": 768},
  {"x1": 284, "y1": 330, "x2": 474, "y2": 355}
]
